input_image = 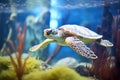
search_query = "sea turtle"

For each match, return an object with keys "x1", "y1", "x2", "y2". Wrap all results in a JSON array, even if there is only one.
[{"x1": 29, "y1": 24, "x2": 113, "y2": 59}]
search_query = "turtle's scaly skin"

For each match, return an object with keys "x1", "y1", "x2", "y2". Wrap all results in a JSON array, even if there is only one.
[
  {"x1": 65, "y1": 36, "x2": 98, "y2": 59},
  {"x1": 29, "y1": 39, "x2": 55, "y2": 52}
]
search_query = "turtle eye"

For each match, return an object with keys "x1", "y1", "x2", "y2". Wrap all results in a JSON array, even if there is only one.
[{"x1": 46, "y1": 29, "x2": 52, "y2": 35}]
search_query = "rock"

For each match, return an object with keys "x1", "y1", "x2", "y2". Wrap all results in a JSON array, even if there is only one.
[
  {"x1": 54, "y1": 57, "x2": 78, "y2": 69},
  {"x1": 74, "y1": 62, "x2": 92, "y2": 76},
  {"x1": 40, "y1": 61, "x2": 52, "y2": 70},
  {"x1": 76, "y1": 63, "x2": 92, "y2": 68}
]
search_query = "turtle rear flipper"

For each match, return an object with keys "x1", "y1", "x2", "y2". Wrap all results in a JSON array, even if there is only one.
[
  {"x1": 29, "y1": 39, "x2": 55, "y2": 52},
  {"x1": 65, "y1": 37, "x2": 98, "y2": 59},
  {"x1": 99, "y1": 39, "x2": 113, "y2": 47}
]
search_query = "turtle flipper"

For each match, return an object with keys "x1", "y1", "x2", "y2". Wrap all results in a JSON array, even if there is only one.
[
  {"x1": 99, "y1": 39, "x2": 113, "y2": 47},
  {"x1": 65, "y1": 37, "x2": 98, "y2": 59},
  {"x1": 29, "y1": 39, "x2": 55, "y2": 52}
]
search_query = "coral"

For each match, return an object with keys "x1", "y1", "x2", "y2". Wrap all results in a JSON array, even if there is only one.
[
  {"x1": 90, "y1": 9, "x2": 120, "y2": 80},
  {"x1": 112, "y1": 10, "x2": 120, "y2": 61},
  {"x1": 23, "y1": 66, "x2": 90, "y2": 80},
  {"x1": 90, "y1": 44, "x2": 113, "y2": 80}
]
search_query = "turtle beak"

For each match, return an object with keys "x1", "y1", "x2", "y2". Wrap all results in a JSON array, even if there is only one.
[{"x1": 44, "y1": 31, "x2": 47, "y2": 36}]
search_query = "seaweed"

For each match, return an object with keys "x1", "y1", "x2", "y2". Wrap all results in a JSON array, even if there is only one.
[
  {"x1": 23, "y1": 66, "x2": 90, "y2": 80},
  {"x1": 3, "y1": 23, "x2": 29, "y2": 80},
  {"x1": 90, "y1": 44, "x2": 115, "y2": 80},
  {"x1": 90, "y1": 9, "x2": 120, "y2": 80},
  {"x1": 0, "y1": 56, "x2": 41, "y2": 80},
  {"x1": 113, "y1": 10, "x2": 120, "y2": 61}
]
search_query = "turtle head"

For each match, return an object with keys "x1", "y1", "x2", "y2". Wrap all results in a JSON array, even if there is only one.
[{"x1": 44, "y1": 28, "x2": 59, "y2": 39}]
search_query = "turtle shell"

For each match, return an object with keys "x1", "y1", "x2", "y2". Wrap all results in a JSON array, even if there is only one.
[{"x1": 59, "y1": 24, "x2": 102, "y2": 39}]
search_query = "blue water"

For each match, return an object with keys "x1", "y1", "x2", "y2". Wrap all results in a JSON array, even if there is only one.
[{"x1": 0, "y1": 0, "x2": 120, "y2": 63}]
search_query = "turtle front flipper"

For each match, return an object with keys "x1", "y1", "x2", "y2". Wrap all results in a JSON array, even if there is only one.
[
  {"x1": 29, "y1": 39, "x2": 55, "y2": 52},
  {"x1": 65, "y1": 37, "x2": 98, "y2": 59}
]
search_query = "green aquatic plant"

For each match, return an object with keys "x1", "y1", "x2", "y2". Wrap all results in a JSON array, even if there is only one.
[
  {"x1": 23, "y1": 57, "x2": 41, "y2": 74},
  {"x1": 23, "y1": 66, "x2": 90, "y2": 80},
  {"x1": 0, "y1": 57, "x2": 11, "y2": 72},
  {"x1": 0, "y1": 69, "x2": 16, "y2": 80},
  {"x1": 0, "y1": 57, "x2": 16, "y2": 80},
  {"x1": 9, "y1": 57, "x2": 41, "y2": 74},
  {"x1": 3, "y1": 24, "x2": 29, "y2": 80},
  {"x1": 0, "y1": 56, "x2": 41, "y2": 80}
]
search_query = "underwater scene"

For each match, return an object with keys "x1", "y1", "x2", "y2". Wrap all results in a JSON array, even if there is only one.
[{"x1": 0, "y1": 0, "x2": 120, "y2": 80}]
